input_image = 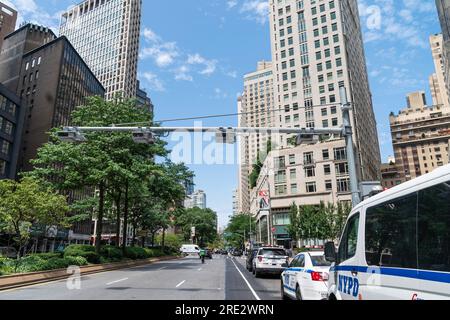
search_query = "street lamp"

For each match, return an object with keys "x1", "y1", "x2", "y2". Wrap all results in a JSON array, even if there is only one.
[{"x1": 57, "y1": 129, "x2": 87, "y2": 143}]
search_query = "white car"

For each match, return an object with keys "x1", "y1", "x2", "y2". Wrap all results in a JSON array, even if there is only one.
[
  {"x1": 253, "y1": 247, "x2": 289, "y2": 277},
  {"x1": 281, "y1": 251, "x2": 331, "y2": 300}
]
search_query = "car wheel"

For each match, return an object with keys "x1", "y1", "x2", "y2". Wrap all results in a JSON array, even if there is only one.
[
  {"x1": 295, "y1": 285, "x2": 303, "y2": 301},
  {"x1": 254, "y1": 268, "x2": 261, "y2": 278},
  {"x1": 281, "y1": 281, "x2": 289, "y2": 300}
]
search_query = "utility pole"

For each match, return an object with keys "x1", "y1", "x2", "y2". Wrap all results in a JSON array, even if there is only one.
[{"x1": 340, "y1": 86, "x2": 361, "y2": 206}]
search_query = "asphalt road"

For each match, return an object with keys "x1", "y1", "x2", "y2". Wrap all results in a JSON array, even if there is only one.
[{"x1": 0, "y1": 255, "x2": 282, "y2": 300}]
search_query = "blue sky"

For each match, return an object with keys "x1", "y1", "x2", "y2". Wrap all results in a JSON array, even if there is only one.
[{"x1": 4, "y1": 0, "x2": 442, "y2": 228}]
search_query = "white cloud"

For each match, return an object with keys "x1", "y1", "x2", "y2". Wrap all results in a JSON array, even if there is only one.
[
  {"x1": 140, "y1": 40, "x2": 179, "y2": 68},
  {"x1": 174, "y1": 65, "x2": 193, "y2": 82},
  {"x1": 7, "y1": 0, "x2": 62, "y2": 32},
  {"x1": 187, "y1": 53, "x2": 217, "y2": 76},
  {"x1": 239, "y1": 0, "x2": 269, "y2": 24},
  {"x1": 227, "y1": 0, "x2": 238, "y2": 9},
  {"x1": 140, "y1": 72, "x2": 165, "y2": 92}
]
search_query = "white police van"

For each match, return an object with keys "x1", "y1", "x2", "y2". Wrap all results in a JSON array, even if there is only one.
[{"x1": 325, "y1": 164, "x2": 450, "y2": 300}]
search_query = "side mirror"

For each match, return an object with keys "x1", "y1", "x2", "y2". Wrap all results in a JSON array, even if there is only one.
[{"x1": 324, "y1": 241, "x2": 337, "y2": 262}]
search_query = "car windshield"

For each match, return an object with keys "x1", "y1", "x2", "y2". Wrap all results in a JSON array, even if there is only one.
[
  {"x1": 260, "y1": 249, "x2": 286, "y2": 256},
  {"x1": 310, "y1": 255, "x2": 332, "y2": 267}
]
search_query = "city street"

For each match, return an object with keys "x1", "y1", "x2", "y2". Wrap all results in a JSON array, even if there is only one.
[{"x1": 0, "y1": 255, "x2": 282, "y2": 300}]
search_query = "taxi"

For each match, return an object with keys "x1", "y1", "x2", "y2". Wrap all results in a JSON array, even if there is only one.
[{"x1": 281, "y1": 251, "x2": 331, "y2": 300}]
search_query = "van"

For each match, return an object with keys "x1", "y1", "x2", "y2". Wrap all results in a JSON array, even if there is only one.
[
  {"x1": 325, "y1": 164, "x2": 450, "y2": 300},
  {"x1": 180, "y1": 244, "x2": 200, "y2": 256}
]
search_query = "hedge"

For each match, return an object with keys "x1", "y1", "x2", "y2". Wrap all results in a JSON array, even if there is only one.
[
  {"x1": 64, "y1": 245, "x2": 100, "y2": 264},
  {"x1": 124, "y1": 247, "x2": 149, "y2": 260},
  {"x1": 100, "y1": 246, "x2": 123, "y2": 262}
]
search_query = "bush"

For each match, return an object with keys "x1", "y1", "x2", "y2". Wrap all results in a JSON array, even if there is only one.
[
  {"x1": 155, "y1": 234, "x2": 183, "y2": 252},
  {"x1": 65, "y1": 256, "x2": 88, "y2": 266},
  {"x1": 64, "y1": 245, "x2": 99, "y2": 264},
  {"x1": 100, "y1": 246, "x2": 123, "y2": 262},
  {"x1": 125, "y1": 247, "x2": 149, "y2": 260},
  {"x1": 28, "y1": 252, "x2": 63, "y2": 260}
]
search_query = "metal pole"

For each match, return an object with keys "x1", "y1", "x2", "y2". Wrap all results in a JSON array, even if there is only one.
[
  {"x1": 448, "y1": 139, "x2": 450, "y2": 163},
  {"x1": 340, "y1": 86, "x2": 361, "y2": 206}
]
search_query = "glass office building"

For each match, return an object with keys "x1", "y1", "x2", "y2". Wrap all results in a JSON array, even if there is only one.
[{"x1": 60, "y1": 0, "x2": 142, "y2": 101}]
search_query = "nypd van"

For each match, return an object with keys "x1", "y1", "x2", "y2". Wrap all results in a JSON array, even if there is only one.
[{"x1": 325, "y1": 164, "x2": 450, "y2": 300}]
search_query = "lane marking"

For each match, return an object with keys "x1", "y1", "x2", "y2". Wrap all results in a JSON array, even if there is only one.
[
  {"x1": 176, "y1": 280, "x2": 186, "y2": 288},
  {"x1": 198, "y1": 268, "x2": 202, "y2": 271},
  {"x1": 106, "y1": 278, "x2": 128, "y2": 286},
  {"x1": 158, "y1": 267, "x2": 167, "y2": 271},
  {"x1": 230, "y1": 258, "x2": 261, "y2": 301}
]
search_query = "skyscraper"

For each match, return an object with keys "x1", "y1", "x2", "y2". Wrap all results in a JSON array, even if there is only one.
[
  {"x1": 269, "y1": 0, "x2": 380, "y2": 182},
  {"x1": 237, "y1": 61, "x2": 275, "y2": 213},
  {"x1": 0, "y1": 1, "x2": 17, "y2": 50},
  {"x1": 60, "y1": 0, "x2": 142, "y2": 100},
  {"x1": 429, "y1": 34, "x2": 449, "y2": 107},
  {"x1": 436, "y1": 0, "x2": 450, "y2": 107},
  {"x1": 0, "y1": 23, "x2": 56, "y2": 92}
]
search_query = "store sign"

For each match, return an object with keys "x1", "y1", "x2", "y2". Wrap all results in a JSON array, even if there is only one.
[{"x1": 258, "y1": 190, "x2": 271, "y2": 210}]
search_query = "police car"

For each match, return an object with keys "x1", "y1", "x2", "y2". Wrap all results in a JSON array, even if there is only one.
[
  {"x1": 325, "y1": 164, "x2": 450, "y2": 300},
  {"x1": 281, "y1": 251, "x2": 331, "y2": 300}
]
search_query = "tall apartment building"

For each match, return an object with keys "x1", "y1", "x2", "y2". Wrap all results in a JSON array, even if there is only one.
[
  {"x1": 16, "y1": 35, "x2": 105, "y2": 173},
  {"x1": 60, "y1": 0, "x2": 142, "y2": 100},
  {"x1": 390, "y1": 91, "x2": 450, "y2": 182},
  {"x1": 0, "y1": 1, "x2": 17, "y2": 50},
  {"x1": 436, "y1": 0, "x2": 450, "y2": 106},
  {"x1": 0, "y1": 24, "x2": 56, "y2": 92},
  {"x1": 237, "y1": 61, "x2": 275, "y2": 213},
  {"x1": 136, "y1": 80, "x2": 154, "y2": 114},
  {"x1": 269, "y1": 0, "x2": 380, "y2": 181},
  {"x1": 246, "y1": 0, "x2": 381, "y2": 245},
  {"x1": 232, "y1": 189, "x2": 240, "y2": 215},
  {"x1": 429, "y1": 34, "x2": 450, "y2": 107},
  {"x1": 0, "y1": 83, "x2": 23, "y2": 180},
  {"x1": 184, "y1": 190, "x2": 207, "y2": 210}
]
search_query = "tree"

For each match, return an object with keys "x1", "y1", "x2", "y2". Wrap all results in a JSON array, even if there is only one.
[
  {"x1": 287, "y1": 203, "x2": 300, "y2": 244},
  {"x1": 28, "y1": 96, "x2": 166, "y2": 255},
  {"x1": 224, "y1": 213, "x2": 256, "y2": 248},
  {"x1": 0, "y1": 177, "x2": 69, "y2": 259},
  {"x1": 175, "y1": 207, "x2": 218, "y2": 246}
]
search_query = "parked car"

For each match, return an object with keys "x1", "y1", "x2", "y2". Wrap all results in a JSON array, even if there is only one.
[
  {"x1": 253, "y1": 247, "x2": 289, "y2": 278},
  {"x1": 231, "y1": 249, "x2": 243, "y2": 257},
  {"x1": 0, "y1": 247, "x2": 17, "y2": 259},
  {"x1": 246, "y1": 249, "x2": 259, "y2": 272},
  {"x1": 281, "y1": 251, "x2": 331, "y2": 300},
  {"x1": 221, "y1": 249, "x2": 228, "y2": 255}
]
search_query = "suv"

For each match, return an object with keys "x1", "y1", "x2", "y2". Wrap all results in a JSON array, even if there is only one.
[{"x1": 253, "y1": 247, "x2": 289, "y2": 277}]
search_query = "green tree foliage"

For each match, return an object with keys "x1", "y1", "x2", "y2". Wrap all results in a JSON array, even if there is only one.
[
  {"x1": 287, "y1": 202, "x2": 352, "y2": 243},
  {"x1": 224, "y1": 213, "x2": 256, "y2": 248},
  {"x1": 175, "y1": 207, "x2": 218, "y2": 246},
  {"x1": 0, "y1": 177, "x2": 69, "y2": 259}
]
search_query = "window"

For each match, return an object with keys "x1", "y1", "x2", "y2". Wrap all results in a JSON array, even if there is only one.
[
  {"x1": 305, "y1": 167, "x2": 315, "y2": 177},
  {"x1": 417, "y1": 181, "x2": 450, "y2": 272},
  {"x1": 289, "y1": 155, "x2": 296, "y2": 165},
  {"x1": 291, "y1": 184, "x2": 298, "y2": 194},
  {"x1": 337, "y1": 178, "x2": 350, "y2": 193},
  {"x1": 334, "y1": 147, "x2": 347, "y2": 160},
  {"x1": 0, "y1": 160, "x2": 6, "y2": 176},
  {"x1": 365, "y1": 194, "x2": 418, "y2": 268},
  {"x1": 275, "y1": 185, "x2": 287, "y2": 195},
  {"x1": 274, "y1": 213, "x2": 290, "y2": 225},
  {"x1": 325, "y1": 180, "x2": 333, "y2": 191},
  {"x1": 306, "y1": 182, "x2": 317, "y2": 193},
  {"x1": 304, "y1": 152, "x2": 314, "y2": 165},
  {"x1": 323, "y1": 149, "x2": 330, "y2": 160},
  {"x1": 324, "y1": 164, "x2": 331, "y2": 175},
  {"x1": 338, "y1": 213, "x2": 360, "y2": 262},
  {"x1": 335, "y1": 163, "x2": 349, "y2": 176}
]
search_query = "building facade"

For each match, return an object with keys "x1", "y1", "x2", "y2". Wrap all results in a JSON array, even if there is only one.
[
  {"x1": 232, "y1": 189, "x2": 240, "y2": 215},
  {"x1": 0, "y1": 23, "x2": 56, "y2": 92},
  {"x1": 184, "y1": 190, "x2": 207, "y2": 210},
  {"x1": 429, "y1": 34, "x2": 450, "y2": 108},
  {"x1": 390, "y1": 91, "x2": 450, "y2": 182},
  {"x1": 0, "y1": 83, "x2": 23, "y2": 180},
  {"x1": 436, "y1": 0, "x2": 450, "y2": 107},
  {"x1": 60, "y1": 0, "x2": 142, "y2": 100},
  {"x1": 246, "y1": 0, "x2": 381, "y2": 245},
  {"x1": 136, "y1": 80, "x2": 154, "y2": 114},
  {"x1": 16, "y1": 36, "x2": 105, "y2": 173},
  {"x1": 0, "y1": 1, "x2": 17, "y2": 50},
  {"x1": 237, "y1": 61, "x2": 275, "y2": 214}
]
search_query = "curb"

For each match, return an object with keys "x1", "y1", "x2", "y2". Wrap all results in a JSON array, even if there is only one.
[{"x1": 0, "y1": 256, "x2": 181, "y2": 291}]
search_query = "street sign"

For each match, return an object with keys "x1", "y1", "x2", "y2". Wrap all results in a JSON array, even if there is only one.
[{"x1": 191, "y1": 227, "x2": 196, "y2": 238}]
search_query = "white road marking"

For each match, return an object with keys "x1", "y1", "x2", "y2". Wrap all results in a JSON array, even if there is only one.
[
  {"x1": 158, "y1": 267, "x2": 167, "y2": 270},
  {"x1": 230, "y1": 258, "x2": 261, "y2": 301},
  {"x1": 106, "y1": 278, "x2": 129, "y2": 286},
  {"x1": 176, "y1": 280, "x2": 186, "y2": 288},
  {"x1": 198, "y1": 268, "x2": 202, "y2": 271}
]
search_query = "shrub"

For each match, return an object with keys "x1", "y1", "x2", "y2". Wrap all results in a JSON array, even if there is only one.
[
  {"x1": 155, "y1": 234, "x2": 183, "y2": 252},
  {"x1": 124, "y1": 247, "x2": 149, "y2": 260},
  {"x1": 28, "y1": 252, "x2": 63, "y2": 260},
  {"x1": 64, "y1": 245, "x2": 99, "y2": 264},
  {"x1": 65, "y1": 256, "x2": 88, "y2": 266},
  {"x1": 100, "y1": 246, "x2": 123, "y2": 262}
]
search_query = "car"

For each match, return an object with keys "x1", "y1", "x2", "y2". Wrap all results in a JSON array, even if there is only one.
[
  {"x1": 281, "y1": 251, "x2": 331, "y2": 300},
  {"x1": 0, "y1": 247, "x2": 17, "y2": 259},
  {"x1": 221, "y1": 249, "x2": 228, "y2": 255},
  {"x1": 180, "y1": 244, "x2": 200, "y2": 257},
  {"x1": 246, "y1": 249, "x2": 259, "y2": 272},
  {"x1": 325, "y1": 164, "x2": 450, "y2": 300},
  {"x1": 252, "y1": 247, "x2": 289, "y2": 278},
  {"x1": 232, "y1": 249, "x2": 243, "y2": 257}
]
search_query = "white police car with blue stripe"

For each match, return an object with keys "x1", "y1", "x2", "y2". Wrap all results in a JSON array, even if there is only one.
[{"x1": 281, "y1": 251, "x2": 331, "y2": 300}]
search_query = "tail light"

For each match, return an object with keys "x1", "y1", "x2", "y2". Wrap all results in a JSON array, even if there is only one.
[
  {"x1": 311, "y1": 271, "x2": 325, "y2": 281},
  {"x1": 258, "y1": 256, "x2": 263, "y2": 262}
]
